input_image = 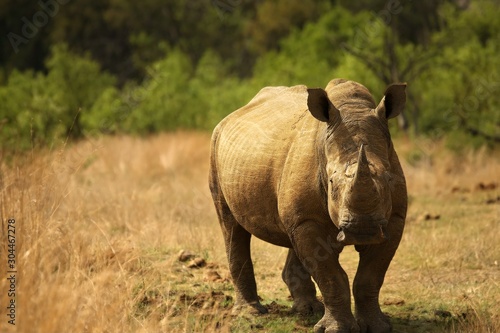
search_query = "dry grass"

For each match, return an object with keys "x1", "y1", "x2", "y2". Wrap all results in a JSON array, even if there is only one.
[{"x1": 0, "y1": 132, "x2": 498, "y2": 333}]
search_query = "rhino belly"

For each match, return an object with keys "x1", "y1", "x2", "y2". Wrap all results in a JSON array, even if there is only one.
[
  {"x1": 217, "y1": 157, "x2": 292, "y2": 247},
  {"x1": 215, "y1": 126, "x2": 293, "y2": 247}
]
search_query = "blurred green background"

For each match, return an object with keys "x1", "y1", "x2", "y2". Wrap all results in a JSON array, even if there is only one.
[{"x1": 0, "y1": 0, "x2": 498, "y2": 150}]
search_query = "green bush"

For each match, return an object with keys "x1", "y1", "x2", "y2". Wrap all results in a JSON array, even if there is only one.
[
  {"x1": 124, "y1": 49, "x2": 194, "y2": 133},
  {"x1": 82, "y1": 87, "x2": 127, "y2": 135},
  {"x1": 116, "y1": 49, "x2": 256, "y2": 134},
  {"x1": 0, "y1": 44, "x2": 115, "y2": 150},
  {"x1": 252, "y1": 6, "x2": 369, "y2": 88},
  {"x1": 412, "y1": 0, "x2": 500, "y2": 145},
  {"x1": 0, "y1": 69, "x2": 49, "y2": 150}
]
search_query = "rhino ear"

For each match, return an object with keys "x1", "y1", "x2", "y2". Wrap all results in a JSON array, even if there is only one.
[
  {"x1": 375, "y1": 83, "x2": 406, "y2": 120},
  {"x1": 307, "y1": 88, "x2": 340, "y2": 123}
]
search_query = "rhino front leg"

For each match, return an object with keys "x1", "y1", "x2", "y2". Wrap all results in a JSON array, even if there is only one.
[
  {"x1": 282, "y1": 248, "x2": 324, "y2": 315},
  {"x1": 353, "y1": 223, "x2": 403, "y2": 333},
  {"x1": 290, "y1": 222, "x2": 360, "y2": 333}
]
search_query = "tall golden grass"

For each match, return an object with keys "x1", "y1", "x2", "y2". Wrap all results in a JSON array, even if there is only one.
[{"x1": 0, "y1": 132, "x2": 498, "y2": 333}]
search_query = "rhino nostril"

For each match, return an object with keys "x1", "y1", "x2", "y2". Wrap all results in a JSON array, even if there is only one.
[
  {"x1": 379, "y1": 225, "x2": 389, "y2": 240},
  {"x1": 339, "y1": 223, "x2": 351, "y2": 232},
  {"x1": 378, "y1": 219, "x2": 388, "y2": 227}
]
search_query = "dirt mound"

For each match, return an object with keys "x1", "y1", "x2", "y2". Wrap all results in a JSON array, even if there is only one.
[
  {"x1": 179, "y1": 291, "x2": 232, "y2": 310},
  {"x1": 475, "y1": 182, "x2": 498, "y2": 191}
]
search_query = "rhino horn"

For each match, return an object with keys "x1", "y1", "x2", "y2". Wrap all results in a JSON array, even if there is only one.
[
  {"x1": 355, "y1": 144, "x2": 370, "y2": 180},
  {"x1": 349, "y1": 145, "x2": 379, "y2": 211}
]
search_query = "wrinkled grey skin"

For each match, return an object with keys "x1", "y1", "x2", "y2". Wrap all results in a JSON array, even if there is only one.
[{"x1": 209, "y1": 79, "x2": 408, "y2": 333}]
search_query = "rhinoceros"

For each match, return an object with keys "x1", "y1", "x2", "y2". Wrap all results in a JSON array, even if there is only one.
[{"x1": 209, "y1": 79, "x2": 407, "y2": 333}]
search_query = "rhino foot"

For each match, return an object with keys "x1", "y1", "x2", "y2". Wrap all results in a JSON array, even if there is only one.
[
  {"x1": 356, "y1": 313, "x2": 392, "y2": 333},
  {"x1": 292, "y1": 298, "x2": 324, "y2": 316},
  {"x1": 313, "y1": 313, "x2": 360, "y2": 333},
  {"x1": 232, "y1": 301, "x2": 268, "y2": 316}
]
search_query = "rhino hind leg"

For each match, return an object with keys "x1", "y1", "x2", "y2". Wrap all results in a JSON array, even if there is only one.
[
  {"x1": 214, "y1": 201, "x2": 267, "y2": 315},
  {"x1": 282, "y1": 249, "x2": 324, "y2": 315},
  {"x1": 225, "y1": 223, "x2": 267, "y2": 315}
]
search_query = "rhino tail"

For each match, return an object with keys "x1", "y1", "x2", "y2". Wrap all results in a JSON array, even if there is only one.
[{"x1": 208, "y1": 121, "x2": 225, "y2": 206}]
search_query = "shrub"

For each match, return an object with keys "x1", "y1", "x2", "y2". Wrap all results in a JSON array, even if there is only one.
[{"x1": 0, "y1": 44, "x2": 115, "y2": 150}]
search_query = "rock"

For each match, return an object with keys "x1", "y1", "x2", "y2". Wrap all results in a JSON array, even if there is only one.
[
  {"x1": 178, "y1": 250, "x2": 195, "y2": 262},
  {"x1": 383, "y1": 298, "x2": 405, "y2": 306},
  {"x1": 485, "y1": 196, "x2": 500, "y2": 204},
  {"x1": 206, "y1": 262, "x2": 219, "y2": 269},
  {"x1": 434, "y1": 309, "x2": 452, "y2": 318},
  {"x1": 451, "y1": 186, "x2": 470, "y2": 193},
  {"x1": 204, "y1": 269, "x2": 223, "y2": 282},
  {"x1": 423, "y1": 213, "x2": 441, "y2": 221},
  {"x1": 187, "y1": 257, "x2": 206, "y2": 268},
  {"x1": 476, "y1": 182, "x2": 497, "y2": 191}
]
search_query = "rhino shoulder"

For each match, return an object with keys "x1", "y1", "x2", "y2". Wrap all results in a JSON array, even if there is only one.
[
  {"x1": 215, "y1": 84, "x2": 313, "y2": 139},
  {"x1": 244, "y1": 85, "x2": 308, "y2": 109}
]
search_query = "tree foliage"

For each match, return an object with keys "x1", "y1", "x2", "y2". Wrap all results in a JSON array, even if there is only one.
[
  {"x1": 0, "y1": 44, "x2": 115, "y2": 149},
  {"x1": 417, "y1": 0, "x2": 500, "y2": 146},
  {"x1": 1, "y1": 0, "x2": 499, "y2": 151}
]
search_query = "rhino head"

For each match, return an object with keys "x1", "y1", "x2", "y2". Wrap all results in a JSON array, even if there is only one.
[{"x1": 307, "y1": 80, "x2": 406, "y2": 245}]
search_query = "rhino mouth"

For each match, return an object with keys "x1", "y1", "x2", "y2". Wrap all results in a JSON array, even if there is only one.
[{"x1": 337, "y1": 221, "x2": 388, "y2": 245}]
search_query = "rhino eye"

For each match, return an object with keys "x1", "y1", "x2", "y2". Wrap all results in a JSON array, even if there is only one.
[{"x1": 344, "y1": 160, "x2": 356, "y2": 174}]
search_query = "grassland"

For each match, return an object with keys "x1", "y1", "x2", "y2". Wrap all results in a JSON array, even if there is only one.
[{"x1": 0, "y1": 132, "x2": 498, "y2": 333}]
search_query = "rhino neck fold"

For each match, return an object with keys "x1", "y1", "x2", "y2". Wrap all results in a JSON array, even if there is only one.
[{"x1": 316, "y1": 126, "x2": 331, "y2": 215}]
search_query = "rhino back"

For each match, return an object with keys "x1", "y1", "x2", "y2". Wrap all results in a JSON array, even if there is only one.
[{"x1": 210, "y1": 85, "x2": 327, "y2": 246}]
